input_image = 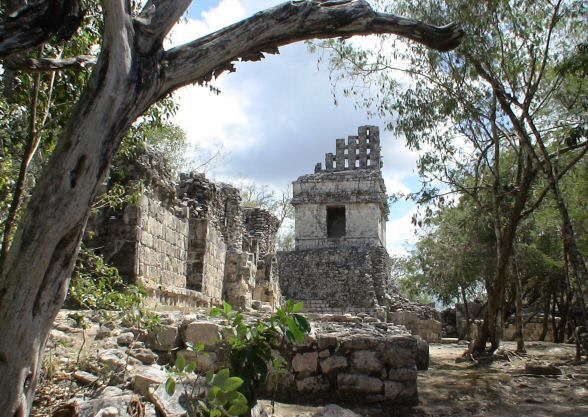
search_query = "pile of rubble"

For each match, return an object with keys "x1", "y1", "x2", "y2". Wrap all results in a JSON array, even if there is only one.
[{"x1": 35, "y1": 308, "x2": 429, "y2": 416}]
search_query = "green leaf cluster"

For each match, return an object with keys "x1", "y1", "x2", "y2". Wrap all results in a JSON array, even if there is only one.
[
  {"x1": 68, "y1": 245, "x2": 159, "y2": 329},
  {"x1": 210, "y1": 300, "x2": 310, "y2": 406}
]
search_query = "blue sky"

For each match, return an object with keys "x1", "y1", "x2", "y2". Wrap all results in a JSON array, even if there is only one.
[{"x1": 169, "y1": 0, "x2": 422, "y2": 254}]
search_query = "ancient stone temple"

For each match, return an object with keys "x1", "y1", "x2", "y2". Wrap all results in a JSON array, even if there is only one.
[
  {"x1": 85, "y1": 148, "x2": 281, "y2": 311},
  {"x1": 278, "y1": 126, "x2": 393, "y2": 316},
  {"x1": 277, "y1": 126, "x2": 442, "y2": 341}
]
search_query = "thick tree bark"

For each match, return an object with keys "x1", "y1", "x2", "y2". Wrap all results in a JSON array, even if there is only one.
[
  {"x1": 0, "y1": 1, "x2": 463, "y2": 415},
  {"x1": 513, "y1": 254, "x2": 525, "y2": 353}
]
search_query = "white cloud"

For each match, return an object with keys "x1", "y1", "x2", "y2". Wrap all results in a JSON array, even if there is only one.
[
  {"x1": 169, "y1": 0, "x2": 422, "y2": 252},
  {"x1": 386, "y1": 208, "x2": 418, "y2": 256},
  {"x1": 166, "y1": 0, "x2": 247, "y2": 48}
]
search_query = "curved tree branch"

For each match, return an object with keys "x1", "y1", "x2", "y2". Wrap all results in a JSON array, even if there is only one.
[
  {"x1": 160, "y1": 0, "x2": 464, "y2": 96},
  {"x1": 3, "y1": 54, "x2": 96, "y2": 71},
  {"x1": 133, "y1": 0, "x2": 192, "y2": 55}
]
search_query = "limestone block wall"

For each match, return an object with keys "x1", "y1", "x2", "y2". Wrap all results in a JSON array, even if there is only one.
[
  {"x1": 85, "y1": 150, "x2": 282, "y2": 310},
  {"x1": 144, "y1": 314, "x2": 428, "y2": 407},
  {"x1": 456, "y1": 303, "x2": 559, "y2": 342},
  {"x1": 503, "y1": 320, "x2": 558, "y2": 342},
  {"x1": 223, "y1": 251, "x2": 256, "y2": 310},
  {"x1": 291, "y1": 164, "x2": 389, "y2": 251},
  {"x1": 294, "y1": 202, "x2": 385, "y2": 250},
  {"x1": 243, "y1": 207, "x2": 280, "y2": 255},
  {"x1": 266, "y1": 332, "x2": 427, "y2": 406},
  {"x1": 136, "y1": 195, "x2": 188, "y2": 288},
  {"x1": 278, "y1": 247, "x2": 388, "y2": 310},
  {"x1": 388, "y1": 311, "x2": 442, "y2": 342},
  {"x1": 187, "y1": 219, "x2": 226, "y2": 303}
]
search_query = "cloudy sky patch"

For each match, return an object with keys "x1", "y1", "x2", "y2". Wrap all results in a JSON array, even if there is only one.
[{"x1": 167, "y1": 0, "x2": 422, "y2": 255}]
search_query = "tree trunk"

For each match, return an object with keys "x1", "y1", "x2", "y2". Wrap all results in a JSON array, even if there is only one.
[
  {"x1": 540, "y1": 298, "x2": 550, "y2": 341},
  {"x1": 0, "y1": 25, "x2": 147, "y2": 417},
  {"x1": 474, "y1": 179, "x2": 534, "y2": 353},
  {"x1": 461, "y1": 285, "x2": 471, "y2": 339},
  {"x1": 513, "y1": 254, "x2": 525, "y2": 353}
]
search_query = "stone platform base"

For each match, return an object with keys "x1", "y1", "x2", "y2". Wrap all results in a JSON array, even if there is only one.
[
  {"x1": 140, "y1": 280, "x2": 213, "y2": 309},
  {"x1": 260, "y1": 319, "x2": 428, "y2": 406}
]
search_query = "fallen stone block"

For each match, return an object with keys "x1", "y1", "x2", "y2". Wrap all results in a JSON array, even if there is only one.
[{"x1": 133, "y1": 366, "x2": 168, "y2": 397}]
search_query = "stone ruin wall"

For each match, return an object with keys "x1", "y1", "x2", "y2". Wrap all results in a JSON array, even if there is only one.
[
  {"x1": 136, "y1": 196, "x2": 189, "y2": 289},
  {"x1": 277, "y1": 247, "x2": 391, "y2": 317},
  {"x1": 85, "y1": 148, "x2": 282, "y2": 311},
  {"x1": 454, "y1": 302, "x2": 560, "y2": 342},
  {"x1": 142, "y1": 312, "x2": 429, "y2": 407}
]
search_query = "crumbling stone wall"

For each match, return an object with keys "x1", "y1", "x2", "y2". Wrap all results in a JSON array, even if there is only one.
[
  {"x1": 142, "y1": 313, "x2": 427, "y2": 407},
  {"x1": 243, "y1": 207, "x2": 280, "y2": 255},
  {"x1": 455, "y1": 303, "x2": 559, "y2": 342},
  {"x1": 187, "y1": 218, "x2": 226, "y2": 303},
  {"x1": 86, "y1": 149, "x2": 188, "y2": 289},
  {"x1": 86, "y1": 148, "x2": 281, "y2": 310},
  {"x1": 278, "y1": 247, "x2": 391, "y2": 314},
  {"x1": 136, "y1": 195, "x2": 188, "y2": 288}
]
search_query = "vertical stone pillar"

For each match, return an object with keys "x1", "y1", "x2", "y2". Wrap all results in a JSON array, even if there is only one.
[
  {"x1": 335, "y1": 138, "x2": 346, "y2": 170},
  {"x1": 367, "y1": 126, "x2": 381, "y2": 170},
  {"x1": 347, "y1": 135, "x2": 358, "y2": 169},
  {"x1": 358, "y1": 134, "x2": 368, "y2": 168},
  {"x1": 325, "y1": 153, "x2": 334, "y2": 171}
]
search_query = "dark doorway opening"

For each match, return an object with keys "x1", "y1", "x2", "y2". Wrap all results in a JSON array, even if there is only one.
[{"x1": 327, "y1": 206, "x2": 346, "y2": 238}]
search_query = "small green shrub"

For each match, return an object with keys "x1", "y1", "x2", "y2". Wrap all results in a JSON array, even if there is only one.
[
  {"x1": 68, "y1": 245, "x2": 160, "y2": 330},
  {"x1": 165, "y1": 300, "x2": 311, "y2": 416},
  {"x1": 166, "y1": 349, "x2": 249, "y2": 417},
  {"x1": 211, "y1": 300, "x2": 310, "y2": 408}
]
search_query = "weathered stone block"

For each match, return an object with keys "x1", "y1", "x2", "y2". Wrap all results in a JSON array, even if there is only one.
[
  {"x1": 337, "y1": 373, "x2": 383, "y2": 394},
  {"x1": 133, "y1": 366, "x2": 167, "y2": 397},
  {"x1": 340, "y1": 336, "x2": 378, "y2": 351},
  {"x1": 396, "y1": 381, "x2": 418, "y2": 405},
  {"x1": 350, "y1": 350, "x2": 382, "y2": 374},
  {"x1": 129, "y1": 348, "x2": 159, "y2": 365},
  {"x1": 317, "y1": 335, "x2": 338, "y2": 350},
  {"x1": 292, "y1": 351, "x2": 318, "y2": 374},
  {"x1": 319, "y1": 349, "x2": 330, "y2": 358},
  {"x1": 182, "y1": 321, "x2": 221, "y2": 347},
  {"x1": 146, "y1": 324, "x2": 180, "y2": 351},
  {"x1": 320, "y1": 355, "x2": 348, "y2": 374},
  {"x1": 384, "y1": 381, "x2": 403, "y2": 400},
  {"x1": 387, "y1": 366, "x2": 417, "y2": 382},
  {"x1": 382, "y1": 336, "x2": 417, "y2": 368},
  {"x1": 295, "y1": 376, "x2": 330, "y2": 394}
]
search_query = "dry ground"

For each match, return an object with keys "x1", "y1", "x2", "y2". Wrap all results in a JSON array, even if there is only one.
[{"x1": 359, "y1": 341, "x2": 588, "y2": 417}]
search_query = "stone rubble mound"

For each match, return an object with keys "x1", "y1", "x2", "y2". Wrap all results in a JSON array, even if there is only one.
[{"x1": 39, "y1": 308, "x2": 429, "y2": 416}]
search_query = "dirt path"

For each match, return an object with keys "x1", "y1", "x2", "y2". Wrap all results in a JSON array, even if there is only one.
[{"x1": 394, "y1": 341, "x2": 588, "y2": 417}]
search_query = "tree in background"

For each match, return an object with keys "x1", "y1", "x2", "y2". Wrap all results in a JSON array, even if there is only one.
[{"x1": 237, "y1": 181, "x2": 295, "y2": 251}]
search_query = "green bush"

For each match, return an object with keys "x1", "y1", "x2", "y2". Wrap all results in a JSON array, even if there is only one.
[
  {"x1": 165, "y1": 300, "x2": 311, "y2": 416},
  {"x1": 68, "y1": 246, "x2": 159, "y2": 329}
]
